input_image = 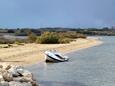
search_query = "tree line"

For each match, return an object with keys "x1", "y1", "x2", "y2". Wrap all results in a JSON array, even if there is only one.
[{"x1": 0, "y1": 27, "x2": 115, "y2": 36}]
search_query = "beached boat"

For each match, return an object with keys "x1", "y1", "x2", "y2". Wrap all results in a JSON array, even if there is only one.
[{"x1": 44, "y1": 50, "x2": 69, "y2": 62}]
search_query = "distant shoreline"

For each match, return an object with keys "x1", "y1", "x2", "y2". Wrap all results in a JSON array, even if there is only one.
[
  {"x1": 0, "y1": 37, "x2": 103, "y2": 66},
  {"x1": 60, "y1": 37, "x2": 103, "y2": 54},
  {"x1": 65, "y1": 37, "x2": 103, "y2": 55}
]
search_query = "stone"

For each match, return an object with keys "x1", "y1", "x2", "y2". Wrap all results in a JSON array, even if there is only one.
[
  {"x1": 0, "y1": 65, "x2": 3, "y2": 68},
  {"x1": 31, "y1": 81, "x2": 39, "y2": 86},
  {"x1": 16, "y1": 67, "x2": 24, "y2": 76},
  {"x1": 9, "y1": 81, "x2": 32, "y2": 86},
  {"x1": 13, "y1": 77, "x2": 32, "y2": 82},
  {"x1": 5, "y1": 65, "x2": 11, "y2": 70},
  {"x1": 2, "y1": 71, "x2": 13, "y2": 82},
  {"x1": 23, "y1": 70, "x2": 33, "y2": 78},
  {"x1": 0, "y1": 81, "x2": 9, "y2": 86},
  {"x1": 8, "y1": 66, "x2": 20, "y2": 77},
  {"x1": 0, "y1": 64, "x2": 39, "y2": 86},
  {"x1": 2, "y1": 63, "x2": 11, "y2": 70},
  {"x1": 13, "y1": 77, "x2": 24, "y2": 82},
  {"x1": 0, "y1": 74, "x2": 4, "y2": 81}
]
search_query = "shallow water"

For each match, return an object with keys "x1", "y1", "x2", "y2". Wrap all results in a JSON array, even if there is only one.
[{"x1": 27, "y1": 36, "x2": 115, "y2": 86}]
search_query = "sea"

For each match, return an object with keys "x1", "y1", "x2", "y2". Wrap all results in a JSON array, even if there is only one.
[{"x1": 27, "y1": 36, "x2": 115, "y2": 86}]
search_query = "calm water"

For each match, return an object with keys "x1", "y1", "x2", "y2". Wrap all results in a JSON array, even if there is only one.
[{"x1": 27, "y1": 36, "x2": 115, "y2": 86}]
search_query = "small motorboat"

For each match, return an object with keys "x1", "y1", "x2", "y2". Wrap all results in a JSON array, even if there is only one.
[{"x1": 44, "y1": 50, "x2": 69, "y2": 62}]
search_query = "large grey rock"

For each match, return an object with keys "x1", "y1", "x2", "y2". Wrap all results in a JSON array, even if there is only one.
[
  {"x1": 0, "y1": 68, "x2": 6, "y2": 74},
  {"x1": 2, "y1": 63, "x2": 11, "y2": 70},
  {"x1": 8, "y1": 66, "x2": 20, "y2": 77},
  {"x1": 18, "y1": 69, "x2": 33, "y2": 78},
  {"x1": 0, "y1": 65, "x2": 3, "y2": 68},
  {"x1": 2, "y1": 71, "x2": 13, "y2": 82},
  {"x1": 0, "y1": 81, "x2": 9, "y2": 86},
  {"x1": 9, "y1": 81, "x2": 32, "y2": 86},
  {"x1": 0, "y1": 74, "x2": 4, "y2": 81},
  {"x1": 0, "y1": 64, "x2": 39, "y2": 86},
  {"x1": 13, "y1": 77, "x2": 32, "y2": 82}
]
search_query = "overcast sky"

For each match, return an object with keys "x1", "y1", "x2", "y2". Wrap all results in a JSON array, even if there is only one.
[{"x1": 0, "y1": 0, "x2": 114, "y2": 28}]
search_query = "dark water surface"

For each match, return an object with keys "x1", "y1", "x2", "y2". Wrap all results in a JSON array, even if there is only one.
[{"x1": 27, "y1": 36, "x2": 115, "y2": 86}]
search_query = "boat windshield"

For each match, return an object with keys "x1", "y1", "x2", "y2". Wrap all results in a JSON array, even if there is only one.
[{"x1": 55, "y1": 54, "x2": 64, "y2": 59}]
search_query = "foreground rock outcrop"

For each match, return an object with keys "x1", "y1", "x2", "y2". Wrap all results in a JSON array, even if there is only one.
[{"x1": 0, "y1": 63, "x2": 39, "y2": 86}]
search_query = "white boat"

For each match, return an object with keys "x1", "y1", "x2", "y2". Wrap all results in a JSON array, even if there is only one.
[{"x1": 44, "y1": 50, "x2": 69, "y2": 62}]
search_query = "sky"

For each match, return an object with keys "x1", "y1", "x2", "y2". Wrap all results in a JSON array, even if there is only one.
[{"x1": 0, "y1": 0, "x2": 114, "y2": 28}]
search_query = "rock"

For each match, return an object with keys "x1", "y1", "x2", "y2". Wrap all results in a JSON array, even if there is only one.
[
  {"x1": 18, "y1": 69, "x2": 33, "y2": 78},
  {"x1": 0, "y1": 69, "x2": 6, "y2": 74},
  {"x1": 2, "y1": 71, "x2": 13, "y2": 82},
  {"x1": 8, "y1": 66, "x2": 20, "y2": 77},
  {"x1": 0, "y1": 65, "x2": 3, "y2": 68},
  {"x1": 16, "y1": 68, "x2": 24, "y2": 75},
  {"x1": 13, "y1": 77, "x2": 32, "y2": 82},
  {"x1": 0, "y1": 81, "x2": 9, "y2": 86},
  {"x1": 9, "y1": 81, "x2": 32, "y2": 86},
  {"x1": 23, "y1": 70, "x2": 33, "y2": 78},
  {"x1": 0, "y1": 64, "x2": 39, "y2": 86},
  {"x1": 13, "y1": 77, "x2": 24, "y2": 82},
  {"x1": 5, "y1": 65, "x2": 11, "y2": 70},
  {"x1": 0, "y1": 74, "x2": 4, "y2": 81},
  {"x1": 13, "y1": 77, "x2": 39, "y2": 86},
  {"x1": 31, "y1": 81, "x2": 39, "y2": 86},
  {"x1": 2, "y1": 63, "x2": 11, "y2": 70}
]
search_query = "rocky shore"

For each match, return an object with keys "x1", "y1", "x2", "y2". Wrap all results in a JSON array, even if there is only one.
[{"x1": 0, "y1": 63, "x2": 38, "y2": 86}]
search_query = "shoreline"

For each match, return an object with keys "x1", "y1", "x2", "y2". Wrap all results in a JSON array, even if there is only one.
[
  {"x1": 0, "y1": 38, "x2": 103, "y2": 66},
  {"x1": 65, "y1": 38, "x2": 103, "y2": 55}
]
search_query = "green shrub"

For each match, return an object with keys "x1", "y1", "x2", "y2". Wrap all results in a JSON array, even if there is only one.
[
  {"x1": 36, "y1": 32, "x2": 59, "y2": 44},
  {"x1": 59, "y1": 38, "x2": 74, "y2": 44},
  {"x1": 28, "y1": 32, "x2": 37, "y2": 43},
  {"x1": 76, "y1": 33, "x2": 87, "y2": 38},
  {"x1": 14, "y1": 40, "x2": 25, "y2": 45},
  {"x1": 1, "y1": 44, "x2": 13, "y2": 48},
  {"x1": 58, "y1": 31, "x2": 87, "y2": 39},
  {"x1": 0, "y1": 38, "x2": 14, "y2": 44}
]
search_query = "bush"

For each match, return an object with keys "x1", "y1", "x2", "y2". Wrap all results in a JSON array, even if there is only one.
[
  {"x1": 36, "y1": 32, "x2": 59, "y2": 44},
  {"x1": 14, "y1": 40, "x2": 25, "y2": 45},
  {"x1": 0, "y1": 38, "x2": 14, "y2": 44},
  {"x1": 35, "y1": 31, "x2": 87, "y2": 44},
  {"x1": 58, "y1": 31, "x2": 86, "y2": 39},
  {"x1": 28, "y1": 32, "x2": 37, "y2": 43},
  {"x1": 59, "y1": 38, "x2": 74, "y2": 44},
  {"x1": 76, "y1": 33, "x2": 87, "y2": 38}
]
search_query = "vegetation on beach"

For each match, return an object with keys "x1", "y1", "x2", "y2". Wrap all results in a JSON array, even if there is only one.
[
  {"x1": 36, "y1": 32, "x2": 59, "y2": 44},
  {"x1": 28, "y1": 32, "x2": 37, "y2": 43},
  {"x1": 0, "y1": 27, "x2": 115, "y2": 36},
  {"x1": 35, "y1": 31, "x2": 86, "y2": 44},
  {"x1": 2, "y1": 26, "x2": 114, "y2": 44},
  {"x1": 0, "y1": 38, "x2": 14, "y2": 44},
  {"x1": 0, "y1": 28, "x2": 87, "y2": 44}
]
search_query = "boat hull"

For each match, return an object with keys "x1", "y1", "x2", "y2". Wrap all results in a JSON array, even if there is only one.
[
  {"x1": 45, "y1": 55, "x2": 68, "y2": 62},
  {"x1": 44, "y1": 50, "x2": 69, "y2": 62}
]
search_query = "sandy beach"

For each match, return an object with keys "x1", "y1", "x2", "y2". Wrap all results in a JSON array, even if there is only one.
[{"x1": 0, "y1": 38, "x2": 102, "y2": 66}]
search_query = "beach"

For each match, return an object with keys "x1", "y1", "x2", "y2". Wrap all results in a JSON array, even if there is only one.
[{"x1": 0, "y1": 38, "x2": 102, "y2": 66}]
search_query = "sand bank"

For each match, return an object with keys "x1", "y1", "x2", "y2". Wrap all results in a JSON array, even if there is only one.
[{"x1": 0, "y1": 38, "x2": 103, "y2": 66}]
